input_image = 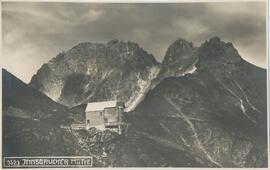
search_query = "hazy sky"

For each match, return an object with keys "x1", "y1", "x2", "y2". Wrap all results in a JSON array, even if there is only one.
[{"x1": 2, "y1": 2, "x2": 267, "y2": 83}]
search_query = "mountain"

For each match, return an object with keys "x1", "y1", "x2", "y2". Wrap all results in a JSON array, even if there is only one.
[
  {"x1": 3, "y1": 37, "x2": 267, "y2": 167},
  {"x1": 2, "y1": 69, "x2": 86, "y2": 157},
  {"x1": 29, "y1": 40, "x2": 160, "y2": 111},
  {"x1": 2, "y1": 69, "x2": 72, "y2": 123},
  {"x1": 158, "y1": 38, "x2": 198, "y2": 80},
  {"x1": 107, "y1": 37, "x2": 267, "y2": 167},
  {"x1": 58, "y1": 37, "x2": 267, "y2": 167},
  {"x1": 2, "y1": 69, "x2": 127, "y2": 166}
]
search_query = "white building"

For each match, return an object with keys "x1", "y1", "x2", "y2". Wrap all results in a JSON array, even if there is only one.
[{"x1": 85, "y1": 100, "x2": 124, "y2": 134}]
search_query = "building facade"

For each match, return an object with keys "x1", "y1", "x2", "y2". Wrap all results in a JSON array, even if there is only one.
[{"x1": 85, "y1": 100, "x2": 124, "y2": 134}]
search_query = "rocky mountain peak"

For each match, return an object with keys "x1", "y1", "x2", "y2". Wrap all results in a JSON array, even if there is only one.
[
  {"x1": 4, "y1": 37, "x2": 267, "y2": 167},
  {"x1": 196, "y1": 37, "x2": 242, "y2": 70},
  {"x1": 69, "y1": 42, "x2": 105, "y2": 54},
  {"x1": 164, "y1": 38, "x2": 194, "y2": 61},
  {"x1": 158, "y1": 38, "x2": 197, "y2": 79},
  {"x1": 107, "y1": 39, "x2": 120, "y2": 46},
  {"x1": 157, "y1": 37, "x2": 246, "y2": 81},
  {"x1": 30, "y1": 39, "x2": 160, "y2": 108},
  {"x1": 170, "y1": 38, "x2": 193, "y2": 49}
]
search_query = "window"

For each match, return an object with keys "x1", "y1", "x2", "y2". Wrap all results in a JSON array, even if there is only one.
[
  {"x1": 87, "y1": 120, "x2": 90, "y2": 124},
  {"x1": 99, "y1": 112, "x2": 103, "y2": 116}
]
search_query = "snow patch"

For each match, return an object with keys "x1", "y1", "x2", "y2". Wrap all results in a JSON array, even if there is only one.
[
  {"x1": 216, "y1": 78, "x2": 258, "y2": 124},
  {"x1": 45, "y1": 81, "x2": 64, "y2": 102},
  {"x1": 181, "y1": 59, "x2": 198, "y2": 76},
  {"x1": 124, "y1": 66, "x2": 160, "y2": 112},
  {"x1": 229, "y1": 75, "x2": 263, "y2": 115},
  {"x1": 101, "y1": 69, "x2": 114, "y2": 80},
  {"x1": 86, "y1": 68, "x2": 91, "y2": 75},
  {"x1": 84, "y1": 83, "x2": 90, "y2": 90}
]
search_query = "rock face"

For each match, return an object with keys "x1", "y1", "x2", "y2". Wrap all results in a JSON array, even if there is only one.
[
  {"x1": 29, "y1": 40, "x2": 160, "y2": 111},
  {"x1": 196, "y1": 37, "x2": 242, "y2": 72},
  {"x1": 3, "y1": 37, "x2": 267, "y2": 167},
  {"x1": 3, "y1": 69, "x2": 70, "y2": 123},
  {"x1": 2, "y1": 70, "x2": 117, "y2": 164},
  {"x1": 113, "y1": 37, "x2": 267, "y2": 167},
  {"x1": 158, "y1": 38, "x2": 198, "y2": 80},
  {"x1": 2, "y1": 69, "x2": 86, "y2": 157},
  {"x1": 158, "y1": 37, "x2": 242, "y2": 80}
]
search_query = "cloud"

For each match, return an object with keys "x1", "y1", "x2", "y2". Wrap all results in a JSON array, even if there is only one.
[{"x1": 2, "y1": 2, "x2": 266, "y2": 83}]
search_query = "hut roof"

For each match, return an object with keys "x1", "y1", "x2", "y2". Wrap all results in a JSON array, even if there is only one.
[{"x1": 86, "y1": 100, "x2": 117, "y2": 112}]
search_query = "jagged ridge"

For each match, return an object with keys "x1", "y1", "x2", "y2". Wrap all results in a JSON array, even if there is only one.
[{"x1": 29, "y1": 39, "x2": 161, "y2": 109}]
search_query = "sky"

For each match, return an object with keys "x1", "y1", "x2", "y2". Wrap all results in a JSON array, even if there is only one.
[{"x1": 2, "y1": 2, "x2": 267, "y2": 83}]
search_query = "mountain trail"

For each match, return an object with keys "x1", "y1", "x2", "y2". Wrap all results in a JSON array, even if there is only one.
[
  {"x1": 163, "y1": 96, "x2": 223, "y2": 168},
  {"x1": 215, "y1": 78, "x2": 258, "y2": 124},
  {"x1": 227, "y1": 73, "x2": 263, "y2": 115},
  {"x1": 137, "y1": 131, "x2": 185, "y2": 152}
]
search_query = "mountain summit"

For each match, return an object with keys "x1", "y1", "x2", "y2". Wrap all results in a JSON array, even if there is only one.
[
  {"x1": 196, "y1": 37, "x2": 242, "y2": 71},
  {"x1": 30, "y1": 40, "x2": 160, "y2": 110},
  {"x1": 158, "y1": 36, "x2": 245, "y2": 80},
  {"x1": 158, "y1": 38, "x2": 198, "y2": 79},
  {"x1": 117, "y1": 37, "x2": 267, "y2": 167},
  {"x1": 23, "y1": 37, "x2": 267, "y2": 167}
]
